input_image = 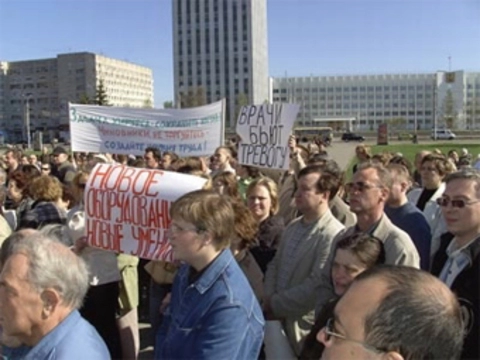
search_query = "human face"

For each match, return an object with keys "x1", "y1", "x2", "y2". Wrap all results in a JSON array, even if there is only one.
[
  {"x1": 441, "y1": 178, "x2": 480, "y2": 246},
  {"x1": 28, "y1": 155, "x2": 37, "y2": 165},
  {"x1": 5, "y1": 152, "x2": 17, "y2": 169},
  {"x1": 7, "y1": 180, "x2": 23, "y2": 203},
  {"x1": 53, "y1": 153, "x2": 67, "y2": 165},
  {"x1": 0, "y1": 253, "x2": 45, "y2": 346},
  {"x1": 348, "y1": 168, "x2": 387, "y2": 215},
  {"x1": 331, "y1": 249, "x2": 368, "y2": 296},
  {"x1": 144, "y1": 151, "x2": 158, "y2": 169},
  {"x1": 213, "y1": 148, "x2": 230, "y2": 167},
  {"x1": 41, "y1": 165, "x2": 51, "y2": 174},
  {"x1": 247, "y1": 185, "x2": 272, "y2": 222},
  {"x1": 167, "y1": 219, "x2": 204, "y2": 265},
  {"x1": 420, "y1": 161, "x2": 443, "y2": 189},
  {"x1": 294, "y1": 173, "x2": 327, "y2": 216},
  {"x1": 317, "y1": 278, "x2": 387, "y2": 360},
  {"x1": 161, "y1": 154, "x2": 172, "y2": 169}
]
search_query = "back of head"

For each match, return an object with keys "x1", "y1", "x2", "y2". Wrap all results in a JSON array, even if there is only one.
[
  {"x1": 336, "y1": 232, "x2": 385, "y2": 269},
  {"x1": 5, "y1": 232, "x2": 89, "y2": 309},
  {"x1": 356, "y1": 265, "x2": 464, "y2": 360}
]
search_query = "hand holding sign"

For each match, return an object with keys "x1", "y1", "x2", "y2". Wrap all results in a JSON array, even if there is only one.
[{"x1": 236, "y1": 103, "x2": 299, "y2": 170}]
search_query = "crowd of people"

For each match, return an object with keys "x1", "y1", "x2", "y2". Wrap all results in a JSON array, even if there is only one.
[{"x1": 0, "y1": 137, "x2": 478, "y2": 360}]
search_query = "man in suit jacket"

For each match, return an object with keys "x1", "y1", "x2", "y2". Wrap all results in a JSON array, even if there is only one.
[
  {"x1": 315, "y1": 162, "x2": 420, "y2": 313},
  {"x1": 431, "y1": 169, "x2": 480, "y2": 360},
  {"x1": 264, "y1": 165, "x2": 344, "y2": 356}
]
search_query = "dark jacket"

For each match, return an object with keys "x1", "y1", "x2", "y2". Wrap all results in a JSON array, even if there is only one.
[
  {"x1": 250, "y1": 216, "x2": 285, "y2": 273},
  {"x1": 431, "y1": 232, "x2": 480, "y2": 360},
  {"x1": 52, "y1": 161, "x2": 76, "y2": 185}
]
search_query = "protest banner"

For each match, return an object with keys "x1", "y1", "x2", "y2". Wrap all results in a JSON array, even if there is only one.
[
  {"x1": 69, "y1": 100, "x2": 224, "y2": 157},
  {"x1": 84, "y1": 163, "x2": 207, "y2": 261},
  {"x1": 236, "y1": 103, "x2": 299, "y2": 170}
]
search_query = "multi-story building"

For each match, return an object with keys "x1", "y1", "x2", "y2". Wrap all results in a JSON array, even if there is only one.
[
  {"x1": 0, "y1": 52, "x2": 154, "y2": 142},
  {"x1": 172, "y1": 0, "x2": 269, "y2": 130},
  {"x1": 271, "y1": 70, "x2": 480, "y2": 131}
]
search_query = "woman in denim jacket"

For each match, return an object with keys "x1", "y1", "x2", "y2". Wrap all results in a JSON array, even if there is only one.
[{"x1": 154, "y1": 190, "x2": 265, "y2": 360}]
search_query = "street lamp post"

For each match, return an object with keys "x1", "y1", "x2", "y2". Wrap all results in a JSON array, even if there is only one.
[{"x1": 23, "y1": 93, "x2": 32, "y2": 149}]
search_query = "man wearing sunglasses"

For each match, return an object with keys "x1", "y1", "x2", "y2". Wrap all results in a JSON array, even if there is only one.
[
  {"x1": 431, "y1": 169, "x2": 480, "y2": 359},
  {"x1": 317, "y1": 265, "x2": 464, "y2": 360},
  {"x1": 315, "y1": 162, "x2": 420, "y2": 314}
]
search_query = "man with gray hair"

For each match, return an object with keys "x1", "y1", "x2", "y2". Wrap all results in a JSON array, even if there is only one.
[{"x1": 0, "y1": 232, "x2": 110, "y2": 359}]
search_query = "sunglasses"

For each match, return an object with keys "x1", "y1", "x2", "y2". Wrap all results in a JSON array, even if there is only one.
[
  {"x1": 345, "y1": 181, "x2": 382, "y2": 193},
  {"x1": 41, "y1": 167, "x2": 50, "y2": 171},
  {"x1": 436, "y1": 197, "x2": 480, "y2": 209}
]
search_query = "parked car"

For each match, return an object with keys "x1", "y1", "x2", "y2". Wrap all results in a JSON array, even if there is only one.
[
  {"x1": 431, "y1": 129, "x2": 456, "y2": 140},
  {"x1": 341, "y1": 132, "x2": 365, "y2": 142}
]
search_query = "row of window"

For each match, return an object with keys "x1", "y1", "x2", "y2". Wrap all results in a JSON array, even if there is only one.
[{"x1": 274, "y1": 85, "x2": 434, "y2": 93}]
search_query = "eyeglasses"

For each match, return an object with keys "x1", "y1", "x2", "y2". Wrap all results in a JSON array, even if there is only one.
[
  {"x1": 436, "y1": 197, "x2": 480, "y2": 209},
  {"x1": 323, "y1": 318, "x2": 384, "y2": 354},
  {"x1": 168, "y1": 223, "x2": 199, "y2": 234},
  {"x1": 345, "y1": 181, "x2": 382, "y2": 193},
  {"x1": 41, "y1": 167, "x2": 50, "y2": 171}
]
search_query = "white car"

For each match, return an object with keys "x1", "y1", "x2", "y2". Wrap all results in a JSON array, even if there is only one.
[{"x1": 431, "y1": 129, "x2": 456, "y2": 140}]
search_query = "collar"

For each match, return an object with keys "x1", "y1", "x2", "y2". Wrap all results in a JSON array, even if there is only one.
[
  {"x1": 191, "y1": 248, "x2": 234, "y2": 294},
  {"x1": 25, "y1": 310, "x2": 79, "y2": 359},
  {"x1": 355, "y1": 216, "x2": 382, "y2": 235},
  {"x1": 447, "y1": 236, "x2": 480, "y2": 265}
]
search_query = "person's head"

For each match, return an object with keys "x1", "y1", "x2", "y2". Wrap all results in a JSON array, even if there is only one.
[
  {"x1": 40, "y1": 163, "x2": 51, "y2": 175},
  {"x1": 386, "y1": 164, "x2": 412, "y2": 206},
  {"x1": 414, "y1": 150, "x2": 431, "y2": 171},
  {"x1": 29, "y1": 175, "x2": 63, "y2": 202},
  {"x1": 7, "y1": 170, "x2": 29, "y2": 203},
  {"x1": 355, "y1": 145, "x2": 371, "y2": 162},
  {"x1": 295, "y1": 165, "x2": 340, "y2": 218},
  {"x1": 331, "y1": 233, "x2": 385, "y2": 296},
  {"x1": 388, "y1": 155, "x2": 412, "y2": 176},
  {"x1": 347, "y1": 163, "x2": 391, "y2": 216},
  {"x1": 52, "y1": 146, "x2": 69, "y2": 165},
  {"x1": 0, "y1": 233, "x2": 89, "y2": 346},
  {"x1": 447, "y1": 149, "x2": 459, "y2": 163},
  {"x1": 72, "y1": 171, "x2": 90, "y2": 204},
  {"x1": 161, "y1": 151, "x2": 178, "y2": 170},
  {"x1": 235, "y1": 163, "x2": 261, "y2": 180},
  {"x1": 4, "y1": 149, "x2": 20, "y2": 170},
  {"x1": 420, "y1": 154, "x2": 452, "y2": 189},
  {"x1": 176, "y1": 157, "x2": 204, "y2": 174},
  {"x1": 246, "y1": 177, "x2": 279, "y2": 222},
  {"x1": 115, "y1": 154, "x2": 128, "y2": 165},
  {"x1": 212, "y1": 171, "x2": 240, "y2": 199},
  {"x1": 213, "y1": 146, "x2": 233, "y2": 169},
  {"x1": 58, "y1": 185, "x2": 75, "y2": 211},
  {"x1": 20, "y1": 155, "x2": 29, "y2": 165},
  {"x1": 439, "y1": 169, "x2": 480, "y2": 247},
  {"x1": 318, "y1": 265, "x2": 464, "y2": 360},
  {"x1": 168, "y1": 190, "x2": 235, "y2": 269},
  {"x1": 28, "y1": 154, "x2": 38, "y2": 165},
  {"x1": 231, "y1": 201, "x2": 259, "y2": 252},
  {"x1": 144, "y1": 147, "x2": 162, "y2": 169}
]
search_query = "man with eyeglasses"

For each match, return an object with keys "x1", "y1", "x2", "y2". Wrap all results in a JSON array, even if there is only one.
[
  {"x1": 317, "y1": 265, "x2": 464, "y2": 360},
  {"x1": 315, "y1": 162, "x2": 419, "y2": 314},
  {"x1": 41, "y1": 164, "x2": 51, "y2": 174},
  {"x1": 431, "y1": 169, "x2": 480, "y2": 359}
]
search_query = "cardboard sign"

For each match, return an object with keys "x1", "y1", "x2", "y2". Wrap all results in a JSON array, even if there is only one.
[
  {"x1": 236, "y1": 103, "x2": 299, "y2": 170},
  {"x1": 84, "y1": 163, "x2": 206, "y2": 261},
  {"x1": 69, "y1": 101, "x2": 224, "y2": 157}
]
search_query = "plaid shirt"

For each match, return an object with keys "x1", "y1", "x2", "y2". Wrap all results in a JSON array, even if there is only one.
[{"x1": 17, "y1": 201, "x2": 67, "y2": 230}]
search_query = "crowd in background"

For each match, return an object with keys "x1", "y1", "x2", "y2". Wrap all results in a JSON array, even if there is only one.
[{"x1": 0, "y1": 137, "x2": 478, "y2": 360}]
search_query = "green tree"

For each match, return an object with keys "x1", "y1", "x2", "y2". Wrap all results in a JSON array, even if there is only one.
[
  {"x1": 95, "y1": 79, "x2": 109, "y2": 106},
  {"x1": 179, "y1": 87, "x2": 207, "y2": 108},
  {"x1": 79, "y1": 93, "x2": 93, "y2": 104},
  {"x1": 442, "y1": 89, "x2": 458, "y2": 128},
  {"x1": 143, "y1": 98, "x2": 153, "y2": 108},
  {"x1": 163, "y1": 101, "x2": 174, "y2": 109}
]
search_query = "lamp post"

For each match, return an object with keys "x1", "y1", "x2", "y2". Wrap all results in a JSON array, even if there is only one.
[{"x1": 23, "y1": 93, "x2": 32, "y2": 149}]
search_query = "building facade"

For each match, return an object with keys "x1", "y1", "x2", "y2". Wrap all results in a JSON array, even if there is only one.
[
  {"x1": 271, "y1": 71, "x2": 480, "y2": 131},
  {"x1": 172, "y1": 0, "x2": 269, "y2": 130},
  {"x1": 0, "y1": 52, "x2": 153, "y2": 142}
]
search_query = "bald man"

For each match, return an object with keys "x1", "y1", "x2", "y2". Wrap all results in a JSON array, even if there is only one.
[{"x1": 317, "y1": 265, "x2": 464, "y2": 360}]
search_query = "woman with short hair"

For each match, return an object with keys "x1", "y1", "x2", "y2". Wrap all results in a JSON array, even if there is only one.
[{"x1": 154, "y1": 190, "x2": 264, "y2": 360}]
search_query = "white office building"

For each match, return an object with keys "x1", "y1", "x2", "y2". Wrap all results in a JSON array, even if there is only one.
[
  {"x1": 1, "y1": 52, "x2": 154, "y2": 142},
  {"x1": 271, "y1": 70, "x2": 480, "y2": 131},
  {"x1": 173, "y1": 0, "x2": 269, "y2": 130}
]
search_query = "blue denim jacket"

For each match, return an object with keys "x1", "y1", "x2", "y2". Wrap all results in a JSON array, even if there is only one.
[{"x1": 154, "y1": 249, "x2": 265, "y2": 359}]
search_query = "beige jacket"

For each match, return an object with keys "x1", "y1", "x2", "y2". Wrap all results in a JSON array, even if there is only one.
[{"x1": 264, "y1": 210, "x2": 344, "y2": 355}]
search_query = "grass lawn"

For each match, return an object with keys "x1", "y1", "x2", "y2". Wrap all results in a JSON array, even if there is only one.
[{"x1": 345, "y1": 142, "x2": 480, "y2": 181}]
